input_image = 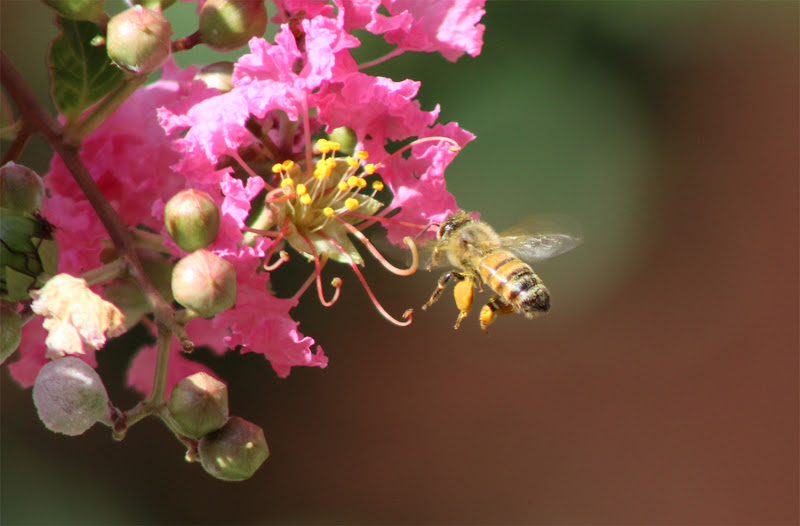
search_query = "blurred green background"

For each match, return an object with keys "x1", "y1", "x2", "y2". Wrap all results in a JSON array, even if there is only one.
[{"x1": 1, "y1": 1, "x2": 797, "y2": 524}]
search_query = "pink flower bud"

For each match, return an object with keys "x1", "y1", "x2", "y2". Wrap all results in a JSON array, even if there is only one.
[
  {"x1": 198, "y1": 416, "x2": 269, "y2": 481},
  {"x1": 33, "y1": 356, "x2": 109, "y2": 436},
  {"x1": 0, "y1": 162, "x2": 45, "y2": 214},
  {"x1": 164, "y1": 189, "x2": 220, "y2": 251},
  {"x1": 199, "y1": 0, "x2": 267, "y2": 52},
  {"x1": 106, "y1": 5, "x2": 172, "y2": 75},
  {"x1": 171, "y1": 249, "x2": 236, "y2": 318},
  {"x1": 0, "y1": 303, "x2": 21, "y2": 364},
  {"x1": 167, "y1": 372, "x2": 229, "y2": 439}
]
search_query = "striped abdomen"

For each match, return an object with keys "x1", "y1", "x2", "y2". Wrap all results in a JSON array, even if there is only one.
[{"x1": 477, "y1": 249, "x2": 551, "y2": 317}]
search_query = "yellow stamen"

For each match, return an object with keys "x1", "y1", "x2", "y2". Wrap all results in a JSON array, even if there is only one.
[
  {"x1": 272, "y1": 163, "x2": 283, "y2": 174},
  {"x1": 300, "y1": 194, "x2": 312, "y2": 205},
  {"x1": 323, "y1": 207, "x2": 335, "y2": 217},
  {"x1": 364, "y1": 163, "x2": 376, "y2": 175},
  {"x1": 337, "y1": 181, "x2": 349, "y2": 192},
  {"x1": 372, "y1": 181, "x2": 384, "y2": 191},
  {"x1": 282, "y1": 160, "x2": 294, "y2": 171},
  {"x1": 356, "y1": 151, "x2": 369, "y2": 160},
  {"x1": 345, "y1": 198, "x2": 359, "y2": 210},
  {"x1": 347, "y1": 175, "x2": 359, "y2": 188},
  {"x1": 296, "y1": 183, "x2": 307, "y2": 196},
  {"x1": 317, "y1": 138, "x2": 331, "y2": 154},
  {"x1": 328, "y1": 141, "x2": 341, "y2": 152},
  {"x1": 280, "y1": 178, "x2": 294, "y2": 187},
  {"x1": 347, "y1": 157, "x2": 359, "y2": 168},
  {"x1": 356, "y1": 178, "x2": 367, "y2": 189}
]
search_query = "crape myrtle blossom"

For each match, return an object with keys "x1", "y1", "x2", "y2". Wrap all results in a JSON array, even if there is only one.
[{"x1": 9, "y1": 1, "x2": 482, "y2": 394}]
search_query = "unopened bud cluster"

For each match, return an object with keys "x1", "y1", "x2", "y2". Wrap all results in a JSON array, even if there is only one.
[{"x1": 167, "y1": 373, "x2": 268, "y2": 480}]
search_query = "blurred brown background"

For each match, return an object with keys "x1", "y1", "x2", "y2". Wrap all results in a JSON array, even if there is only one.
[{"x1": 2, "y1": 1, "x2": 798, "y2": 524}]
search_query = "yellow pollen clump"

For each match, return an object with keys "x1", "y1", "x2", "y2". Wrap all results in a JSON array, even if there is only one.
[
  {"x1": 323, "y1": 207, "x2": 335, "y2": 216},
  {"x1": 272, "y1": 163, "x2": 283, "y2": 174},
  {"x1": 337, "y1": 181, "x2": 349, "y2": 192},
  {"x1": 328, "y1": 141, "x2": 341, "y2": 152},
  {"x1": 300, "y1": 194, "x2": 312, "y2": 205},
  {"x1": 364, "y1": 163, "x2": 376, "y2": 175},
  {"x1": 347, "y1": 175, "x2": 359, "y2": 188},
  {"x1": 295, "y1": 183, "x2": 307, "y2": 196},
  {"x1": 280, "y1": 178, "x2": 294, "y2": 187},
  {"x1": 356, "y1": 178, "x2": 367, "y2": 189},
  {"x1": 282, "y1": 160, "x2": 295, "y2": 171},
  {"x1": 356, "y1": 150, "x2": 369, "y2": 160},
  {"x1": 317, "y1": 138, "x2": 332, "y2": 153},
  {"x1": 372, "y1": 181, "x2": 384, "y2": 191},
  {"x1": 347, "y1": 157, "x2": 359, "y2": 168},
  {"x1": 345, "y1": 198, "x2": 359, "y2": 210}
]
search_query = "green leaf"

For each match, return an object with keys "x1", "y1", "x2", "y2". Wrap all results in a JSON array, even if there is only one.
[{"x1": 49, "y1": 16, "x2": 123, "y2": 122}]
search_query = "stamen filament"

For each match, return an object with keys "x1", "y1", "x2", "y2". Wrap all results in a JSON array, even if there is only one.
[
  {"x1": 298, "y1": 230, "x2": 342, "y2": 307},
  {"x1": 317, "y1": 231, "x2": 413, "y2": 327},
  {"x1": 376, "y1": 136, "x2": 462, "y2": 170},
  {"x1": 232, "y1": 150, "x2": 275, "y2": 190},
  {"x1": 334, "y1": 217, "x2": 418, "y2": 276},
  {"x1": 263, "y1": 250, "x2": 289, "y2": 271}
]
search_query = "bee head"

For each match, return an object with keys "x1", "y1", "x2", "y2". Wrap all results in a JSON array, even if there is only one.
[{"x1": 437, "y1": 210, "x2": 473, "y2": 241}]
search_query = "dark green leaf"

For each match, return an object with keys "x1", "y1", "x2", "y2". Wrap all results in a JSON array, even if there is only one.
[{"x1": 49, "y1": 16, "x2": 123, "y2": 121}]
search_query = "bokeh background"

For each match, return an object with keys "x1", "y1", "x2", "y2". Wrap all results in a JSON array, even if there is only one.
[{"x1": 1, "y1": 1, "x2": 798, "y2": 524}]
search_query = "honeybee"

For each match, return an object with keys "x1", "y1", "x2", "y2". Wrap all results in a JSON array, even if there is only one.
[{"x1": 421, "y1": 210, "x2": 581, "y2": 333}]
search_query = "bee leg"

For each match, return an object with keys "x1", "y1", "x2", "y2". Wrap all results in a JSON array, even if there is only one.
[
  {"x1": 479, "y1": 295, "x2": 516, "y2": 334},
  {"x1": 452, "y1": 279, "x2": 475, "y2": 329},
  {"x1": 426, "y1": 246, "x2": 443, "y2": 271},
  {"x1": 422, "y1": 271, "x2": 465, "y2": 310}
]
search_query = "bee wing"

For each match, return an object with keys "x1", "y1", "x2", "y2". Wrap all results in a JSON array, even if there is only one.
[{"x1": 499, "y1": 214, "x2": 583, "y2": 263}]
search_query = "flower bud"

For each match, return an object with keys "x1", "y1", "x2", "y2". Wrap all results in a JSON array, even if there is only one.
[
  {"x1": 198, "y1": 416, "x2": 269, "y2": 481},
  {"x1": 130, "y1": 0, "x2": 177, "y2": 10},
  {"x1": 107, "y1": 6, "x2": 172, "y2": 75},
  {"x1": 33, "y1": 356, "x2": 109, "y2": 436},
  {"x1": 196, "y1": 61, "x2": 234, "y2": 93},
  {"x1": 172, "y1": 249, "x2": 236, "y2": 318},
  {"x1": 43, "y1": 0, "x2": 106, "y2": 23},
  {"x1": 199, "y1": 0, "x2": 267, "y2": 52},
  {"x1": 168, "y1": 372, "x2": 229, "y2": 439},
  {"x1": 0, "y1": 162, "x2": 45, "y2": 214},
  {"x1": 164, "y1": 189, "x2": 220, "y2": 251},
  {"x1": 327, "y1": 127, "x2": 357, "y2": 155},
  {"x1": 0, "y1": 303, "x2": 22, "y2": 364}
]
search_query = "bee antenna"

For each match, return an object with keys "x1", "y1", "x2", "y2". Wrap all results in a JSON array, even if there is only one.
[{"x1": 415, "y1": 221, "x2": 439, "y2": 240}]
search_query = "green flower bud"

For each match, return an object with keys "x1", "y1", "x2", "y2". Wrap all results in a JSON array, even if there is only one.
[
  {"x1": 172, "y1": 249, "x2": 236, "y2": 318},
  {"x1": 33, "y1": 356, "x2": 110, "y2": 436},
  {"x1": 199, "y1": 0, "x2": 267, "y2": 52},
  {"x1": 43, "y1": 0, "x2": 106, "y2": 23},
  {"x1": 0, "y1": 303, "x2": 22, "y2": 364},
  {"x1": 198, "y1": 416, "x2": 269, "y2": 481},
  {"x1": 196, "y1": 61, "x2": 234, "y2": 93},
  {"x1": 168, "y1": 372, "x2": 229, "y2": 439},
  {"x1": 0, "y1": 162, "x2": 45, "y2": 214},
  {"x1": 107, "y1": 5, "x2": 172, "y2": 75},
  {"x1": 164, "y1": 189, "x2": 220, "y2": 251},
  {"x1": 327, "y1": 127, "x2": 357, "y2": 156},
  {"x1": 130, "y1": 0, "x2": 177, "y2": 10}
]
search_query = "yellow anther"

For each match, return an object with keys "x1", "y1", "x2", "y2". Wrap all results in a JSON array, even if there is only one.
[
  {"x1": 347, "y1": 157, "x2": 359, "y2": 168},
  {"x1": 300, "y1": 194, "x2": 312, "y2": 205},
  {"x1": 328, "y1": 141, "x2": 341, "y2": 152},
  {"x1": 295, "y1": 183, "x2": 307, "y2": 196},
  {"x1": 347, "y1": 175, "x2": 359, "y2": 188},
  {"x1": 364, "y1": 163, "x2": 376, "y2": 175},
  {"x1": 323, "y1": 207, "x2": 335, "y2": 217},
  {"x1": 356, "y1": 150, "x2": 369, "y2": 160},
  {"x1": 281, "y1": 160, "x2": 294, "y2": 171},
  {"x1": 317, "y1": 138, "x2": 331, "y2": 153},
  {"x1": 356, "y1": 178, "x2": 367, "y2": 189},
  {"x1": 280, "y1": 178, "x2": 294, "y2": 187},
  {"x1": 337, "y1": 181, "x2": 349, "y2": 192},
  {"x1": 272, "y1": 163, "x2": 283, "y2": 174},
  {"x1": 372, "y1": 181, "x2": 384, "y2": 191},
  {"x1": 325, "y1": 157, "x2": 337, "y2": 168},
  {"x1": 345, "y1": 198, "x2": 359, "y2": 210}
]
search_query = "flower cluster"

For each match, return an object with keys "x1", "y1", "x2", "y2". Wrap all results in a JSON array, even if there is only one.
[{"x1": 2, "y1": 0, "x2": 484, "y2": 478}]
